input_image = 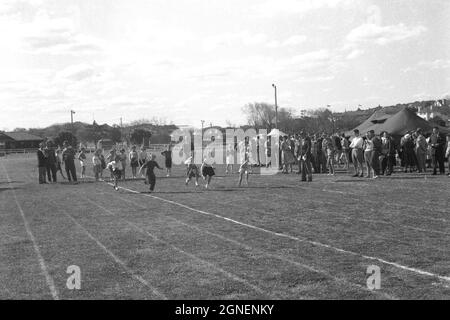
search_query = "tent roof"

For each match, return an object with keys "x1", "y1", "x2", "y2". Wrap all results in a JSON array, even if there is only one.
[{"x1": 347, "y1": 108, "x2": 448, "y2": 136}]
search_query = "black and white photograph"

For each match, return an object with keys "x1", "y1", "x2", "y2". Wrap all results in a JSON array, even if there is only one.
[{"x1": 0, "y1": 0, "x2": 449, "y2": 307}]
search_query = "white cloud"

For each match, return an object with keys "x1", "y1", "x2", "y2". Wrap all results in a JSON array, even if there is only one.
[
  {"x1": 202, "y1": 31, "x2": 268, "y2": 51},
  {"x1": 254, "y1": 0, "x2": 356, "y2": 17},
  {"x1": 56, "y1": 64, "x2": 97, "y2": 82},
  {"x1": 346, "y1": 23, "x2": 426, "y2": 46},
  {"x1": 267, "y1": 35, "x2": 307, "y2": 48},
  {"x1": 346, "y1": 49, "x2": 364, "y2": 60}
]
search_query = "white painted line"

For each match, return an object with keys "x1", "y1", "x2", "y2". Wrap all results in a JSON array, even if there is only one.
[
  {"x1": 107, "y1": 182, "x2": 450, "y2": 283},
  {"x1": 83, "y1": 197, "x2": 272, "y2": 298},
  {"x1": 1, "y1": 163, "x2": 59, "y2": 300},
  {"x1": 112, "y1": 193, "x2": 396, "y2": 300},
  {"x1": 55, "y1": 205, "x2": 167, "y2": 300}
]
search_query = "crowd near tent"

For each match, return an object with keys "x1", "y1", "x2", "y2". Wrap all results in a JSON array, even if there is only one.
[{"x1": 347, "y1": 108, "x2": 449, "y2": 138}]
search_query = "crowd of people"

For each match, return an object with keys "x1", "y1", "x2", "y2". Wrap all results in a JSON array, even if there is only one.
[
  {"x1": 36, "y1": 126, "x2": 450, "y2": 192},
  {"x1": 271, "y1": 126, "x2": 450, "y2": 179}
]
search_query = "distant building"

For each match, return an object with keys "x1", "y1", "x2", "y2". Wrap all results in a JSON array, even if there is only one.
[
  {"x1": 417, "y1": 99, "x2": 449, "y2": 122},
  {"x1": 0, "y1": 132, "x2": 44, "y2": 150}
]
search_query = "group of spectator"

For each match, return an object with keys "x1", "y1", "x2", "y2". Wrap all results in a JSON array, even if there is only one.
[{"x1": 273, "y1": 126, "x2": 450, "y2": 179}]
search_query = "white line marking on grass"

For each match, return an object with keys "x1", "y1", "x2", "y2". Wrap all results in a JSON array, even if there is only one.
[
  {"x1": 106, "y1": 182, "x2": 450, "y2": 284},
  {"x1": 1, "y1": 162, "x2": 59, "y2": 300},
  {"x1": 211, "y1": 192, "x2": 448, "y2": 253},
  {"x1": 112, "y1": 194, "x2": 397, "y2": 300},
  {"x1": 82, "y1": 197, "x2": 272, "y2": 299},
  {"x1": 52, "y1": 205, "x2": 167, "y2": 300}
]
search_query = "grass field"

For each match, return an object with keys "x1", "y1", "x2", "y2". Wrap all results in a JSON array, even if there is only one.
[{"x1": 0, "y1": 152, "x2": 449, "y2": 300}]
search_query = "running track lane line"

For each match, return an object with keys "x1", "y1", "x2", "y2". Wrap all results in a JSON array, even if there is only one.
[
  {"x1": 105, "y1": 181, "x2": 450, "y2": 284},
  {"x1": 109, "y1": 193, "x2": 396, "y2": 300},
  {"x1": 52, "y1": 205, "x2": 168, "y2": 300},
  {"x1": 82, "y1": 197, "x2": 273, "y2": 299},
  {"x1": 1, "y1": 162, "x2": 59, "y2": 300}
]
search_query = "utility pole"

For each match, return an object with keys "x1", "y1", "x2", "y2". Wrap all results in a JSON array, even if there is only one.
[
  {"x1": 272, "y1": 84, "x2": 278, "y2": 129},
  {"x1": 70, "y1": 110, "x2": 76, "y2": 133}
]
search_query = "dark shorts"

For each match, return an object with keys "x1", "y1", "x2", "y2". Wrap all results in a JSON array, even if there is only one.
[
  {"x1": 202, "y1": 166, "x2": 215, "y2": 177},
  {"x1": 131, "y1": 159, "x2": 139, "y2": 168},
  {"x1": 112, "y1": 169, "x2": 122, "y2": 179},
  {"x1": 165, "y1": 158, "x2": 172, "y2": 168}
]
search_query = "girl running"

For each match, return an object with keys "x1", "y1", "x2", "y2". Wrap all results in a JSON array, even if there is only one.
[
  {"x1": 107, "y1": 155, "x2": 123, "y2": 191},
  {"x1": 78, "y1": 148, "x2": 87, "y2": 178},
  {"x1": 185, "y1": 156, "x2": 200, "y2": 187},
  {"x1": 200, "y1": 158, "x2": 215, "y2": 189},
  {"x1": 129, "y1": 145, "x2": 139, "y2": 179},
  {"x1": 161, "y1": 144, "x2": 173, "y2": 177},
  {"x1": 92, "y1": 149, "x2": 103, "y2": 181},
  {"x1": 139, "y1": 154, "x2": 163, "y2": 192},
  {"x1": 119, "y1": 148, "x2": 127, "y2": 180},
  {"x1": 238, "y1": 159, "x2": 250, "y2": 187}
]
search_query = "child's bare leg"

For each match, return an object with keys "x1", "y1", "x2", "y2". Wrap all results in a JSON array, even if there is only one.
[
  {"x1": 245, "y1": 172, "x2": 249, "y2": 185},
  {"x1": 238, "y1": 172, "x2": 243, "y2": 186}
]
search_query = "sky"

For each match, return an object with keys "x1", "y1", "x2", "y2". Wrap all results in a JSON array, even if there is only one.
[{"x1": 1, "y1": 0, "x2": 449, "y2": 130}]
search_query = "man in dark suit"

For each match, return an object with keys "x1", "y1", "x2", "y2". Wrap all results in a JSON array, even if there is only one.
[
  {"x1": 45, "y1": 141, "x2": 57, "y2": 183},
  {"x1": 369, "y1": 130, "x2": 382, "y2": 178},
  {"x1": 430, "y1": 127, "x2": 445, "y2": 175},
  {"x1": 62, "y1": 140, "x2": 77, "y2": 182},
  {"x1": 37, "y1": 143, "x2": 47, "y2": 184},
  {"x1": 299, "y1": 131, "x2": 313, "y2": 182}
]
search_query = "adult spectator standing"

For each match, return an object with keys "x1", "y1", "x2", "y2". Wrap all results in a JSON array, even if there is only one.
[
  {"x1": 415, "y1": 128, "x2": 428, "y2": 173},
  {"x1": 430, "y1": 127, "x2": 446, "y2": 175},
  {"x1": 44, "y1": 141, "x2": 57, "y2": 182},
  {"x1": 299, "y1": 132, "x2": 313, "y2": 182},
  {"x1": 380, "y1": 131, "x2": 395, "y2": 176},
  {"x1": 349, "y1": 129, "x2": 364, "y2": 177},
  {"x1": 445, "y1": 134, "x2": 450, "y2": 176},
  {"x1": 310, "y1": 135, "x2": 318, "y2": 173},
  {"x1": 37, "y1": 142, "x2": 47, "y2": 184},
  {"x1": 369, "y1": 130, "x2": 381, "y2": 178},
  {"x1": 62, "y1": 140, "x2": 77, "y2": 182},
  {"x1": 316, "y1": 134, "x2": 325, "y2": 173}
]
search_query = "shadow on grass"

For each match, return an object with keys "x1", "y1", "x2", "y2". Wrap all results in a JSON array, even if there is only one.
[{"x1": 0, "y1": 187, "x2": 20, "y2": 192}]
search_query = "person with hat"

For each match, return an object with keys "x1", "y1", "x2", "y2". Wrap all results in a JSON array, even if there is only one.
[
  {"x1": 415, "y1": 128, "x2": 427, "y2": 173},
  {"x1": 37, "y1": 142, "x2": 47, "y2": 184},
  {"x1": 430, "y1": 127, "x2": 446, "y2": 175}
]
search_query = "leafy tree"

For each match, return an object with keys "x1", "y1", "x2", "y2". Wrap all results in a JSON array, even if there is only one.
[
  {"x1": 54, "y1": 131, "x2": 77, "y2": 148},
  {"x1": 110, "y1": 126, "x2": 122, "y2": 143},
  {"x1": 130, "y1": 128, "x2": 152, "y2": 146}
]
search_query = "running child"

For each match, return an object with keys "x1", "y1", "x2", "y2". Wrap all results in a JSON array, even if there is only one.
[
  {"x1": 138, "y1": 146, "x2": 147, "y2": 178},
  {"x1": 78, "y1": 147, "x2": 87, "y2": 178},
  {"x1": 185, "y1": 156, "x2": 199, "y2": 187},
  {"x1": 92, "y1": 149, "x2": 103, "y2": 181},
  {"x1": 139, "y1": 154, "x2": 163, "y2": 192},
  {"x1": 238, "y1": 159, "x2": 250, "y2": 187},
  {"x1": 129, "y1": 145, "x2": 139, "y2": 179},
  {"x1": 200, "y1": 158, "x2": 215, "y2": 189},
  {"x1": 119, "y1": 148, "x2": 127, "y2": 180},
  {"x1": 161, "y1": 143, "x2": 173, "y2": 177},
  {"x1": 107, "y1": 155, "x2": 123, "y2": 191}
]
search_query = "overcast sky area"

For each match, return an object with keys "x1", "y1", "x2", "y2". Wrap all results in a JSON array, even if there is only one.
[{"x1": 1, "y1": 0, "x2": 449, "y2": 130}]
